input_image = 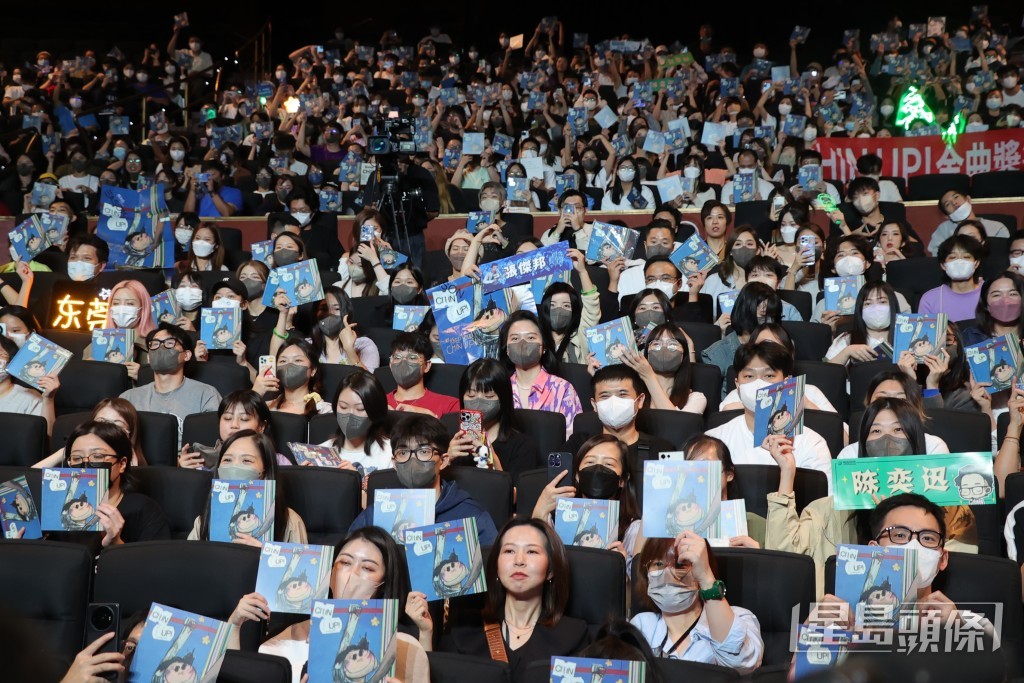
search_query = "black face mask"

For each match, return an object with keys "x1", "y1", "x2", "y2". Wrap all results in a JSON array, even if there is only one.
[
  {"x1": 576, "y1": 464, "x2": 621, "y2": 499},
  {"x1": 634, "y1": 310, "x2": 666, "y2": 329},
  {"x1": 242, "y1": 279, "x2": 264, "y2": 300}
]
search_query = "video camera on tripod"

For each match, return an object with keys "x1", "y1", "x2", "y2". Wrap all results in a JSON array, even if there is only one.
[
  {"x1": 364, "y1": 113, "x2": 424, "y2": 255},
  {"x1": 367, "y1": 114, "x2": 418, "y2": 157}
]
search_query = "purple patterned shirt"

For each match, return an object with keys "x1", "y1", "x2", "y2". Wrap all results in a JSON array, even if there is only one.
[{"x1": 510, "y1": 368, "x2": 581, "y2": 438}]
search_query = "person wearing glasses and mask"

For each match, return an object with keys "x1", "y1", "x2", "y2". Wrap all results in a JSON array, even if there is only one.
[
  {"x1": 54, "y1": 420, "x2": 170, "y2": 548},
  {"x1": 385, "y1": 333, "x2": 460, "y2": 418},
  {"x1": 348, "y1": 414, "x2": 498, "y2": 546},
  {"x1": 631, "y1": 532, "x2": 763, "y2": 672},
  {"x1": 119, "y1": 323, "x2": 221, "y2": 448},
  {"x1": 613, "y1": 221, "x2": 680, "y2": 304}
]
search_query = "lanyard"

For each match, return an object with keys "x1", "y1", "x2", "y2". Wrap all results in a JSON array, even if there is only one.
[{"x1": 657, "y1": 607, "x2": 702, "y2": 657}]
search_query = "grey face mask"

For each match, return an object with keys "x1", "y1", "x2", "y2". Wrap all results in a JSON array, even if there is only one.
[
  {"x1": 149, "y1": 347, "x2": 181, "y2": 374},
  {"x1": 506, "y1": 340, "x2": 541, "y2": 368},
  {"x1": 634, "y1": 310, "x2": 666, "y2": 329},
  {"x1": 645, "y1": 243, "x2": 672, "y2": 258},
  {"x1": 431, "y1": 341, "x2": 443, "y2": 358},
  {"x1": 549, "y1": 307, "x2": 572, "y2": 332},
  {"x1": 242, "y1": 279, "x2": 264, "y2": 300},
  {"x1": 463, "y1": 397, "x2": 501, "y2": 423},
  {"x1": 217, "y1": 464, "x2": 261, "y2": 481},
  {"x1": 349, "y1": 264, "x2": 367, "y2": 283},
  {"x1": 391, "y1": 284, "x2": 418, "y2": 304},
  {"x1": 864, "y1": 434, "x2": 913, "y2": 457},
  {"x1": 395, "y1": 457, "x2": 436, "y2": 488},
  {"x1": 336, "y1": 412, "x2": 371, "y2": 440},
  {"x1": 273, "y1": 249, "x2": 300, "y2": 267},
  {"x1": 391, "y1": 360, "x2": 423, "y2": 389},
  {"x1": 318, "y1": 315, "x2": 343, "y2": 338},
  {"x1": 277, "y1": 363, "x2": 309, "y2": 390},
  {"x1": 646, "y1": 569, "x2": 699, "y2": 614},
  {"x1": 648, "y1": 348, "x2": 683, "y2": 373},
  {"x1": 731, "y1": 247, "x2": 756, "y2": 268}
]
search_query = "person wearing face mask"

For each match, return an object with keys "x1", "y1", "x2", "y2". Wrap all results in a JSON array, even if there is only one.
[
  {"x1": 557, "y1": 365, "x2": 674, "y2": 475},
  {"x1": 335, "y1": 209, "x2": 390, "y2": 298},
  {"x1": 319, "y1": 371, "x2": 393, "y2": 483},
  {"x1": 538, "y1": 254, "x2": 599, "y2": 364},
  {"x1": 63, "y1": 234, "x2": 108, "y2": 284},
  {"x1": 284, "y1": 190, "x2": 344, "y2": 264},
  {"x1": 55, "y1": 420, "x2": 170, "y2": 550},
  {"x1": 119, "y1": 324, "x2": 221, "y2": 447},
  {"x1": 82, "y1": 280, "x2": 154, "y2": 380},
  {"x1": 311, "y1": 287, "x2": 377, "y2": 371},
  {"x1": 446, "y1": 359, "x2": 538, "y2": 477},
  {"x1": 613, "y1": 222, "x2": 680, "y2": 303},
  {"x1": 601, "y1": 160, "x2": 655, "y2": 211},
  {"x1": 189, "y1": 430, "x2": 306, "y2": 544},
  {"x1": 385, "y1": 333, "x2": 460, "y2": 418},
  {"x1": 631, "y1": 534, "x2": 763, "y2": 672},
  {"x1": 826, "y1": 281, "x2": 898, "y2": 365},
  {"x1": 627, "y1": 323, "x2": 706, "y2": 413},
  {"x1": 294, "y1": 121, "x2": 345, "y2": 173},
  {"x1": 540, "y1": 191, "x2": 592, "y2": 252},
  {"x1": 721, "y1": 150, "x2": 775, "y2": 207},
  {"x1": 256, "y1": 340, "x2": 331, "y2": 417},
  {"x1": 834, "y1": 177, "x2": 905, "y2": 240},
  {"x1": 168, "y1": 27, "x2": 213, "y2": 102},
  {"x1": 918, "y1": 235, "x2": 985, "y2": 322},
  {"x1": 836, "y1": 397, "x2": 950, "y2": 460},
  {"x1": 183, "y1": 160, "x2": 242, "y2": 217},
  {"x1": 229, "y1": 526, "x2": 431, "y2": 682},
  {"x1": 701, "y1": 282, "x2": 784, "y2": 376},
  {"x1": 962, "y1": 272, "x2": 1024, "y2": 347},
  {"x1": 386, "y1": 265, "x2": 428, "y2": 321},
  {"x1": 813, "y1": 236, "x2": 911, "y2": 328},
  {"x1": 706, "y1": 341, "x2": 832, "y2": 484},
  {"x1": 928, "y1": 190, "x2": 1009, "y2": 256},
  {"x1": 349, "y1": 414, "x2": 498, "y2": 546},
  {"x1": 58, "y1": 149, "x2": 100, "y2": 198},
  {"x1": 176, "y1": 222, "x2": 227, "y2": 272},
  {"x1": 700, "y1": 227, "x2": 762, "y2": 316},
  {"x1": 440, "y1": 230, "x2": 477, "y2": 284},
  {"x1": 0, "y1": 335, "x2": 59, "y2": 436}
]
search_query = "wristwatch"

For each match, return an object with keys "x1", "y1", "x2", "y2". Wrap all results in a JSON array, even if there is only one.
[{"x1": 699, "y1": 579, "x2": 727, "y2": 601}]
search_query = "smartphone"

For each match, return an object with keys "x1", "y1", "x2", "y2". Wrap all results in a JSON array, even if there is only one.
[
  {"x1": 359, "y1": 223, "x2": 375, "y2": 243},
  {"x1": 771, "y1": 195, "x2": 786, "y2": 212},
  {"x1": 563, "y1": 203, "x2": 576, "y2": 215},
  {"x1": 798, "y1": 234, "x2": 815, "y2": 265},
  {"x1": 258, "y1": 355, "x2": 275, "y2": 380},
  {"x1": 761, "y1": 81, "x2": 773, "y2": 93},
  {"x1": 658, "y1": 451, "x2": 685, "y2": 461},
  {"x1": 85, "y1": 603, "x2": 120, "y2": 675},
  {"x1": 460, "y1": 409, "x2": 485, "y2": 451},
  {"x1": 547, "y1": 452, "x2": 573, "y2": 483},
  {"x1": 196, "y1": 173, "x2": 210, "y2": 184}
]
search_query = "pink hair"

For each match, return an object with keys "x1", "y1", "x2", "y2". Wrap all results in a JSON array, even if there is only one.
[{"x1": 104, "y1": 280, "x2": 156, "y2": 338}]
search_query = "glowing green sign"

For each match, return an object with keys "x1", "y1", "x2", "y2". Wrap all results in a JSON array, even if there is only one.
[
  {"x1": 894, "y1": 86, "x2": 935, "y2": 130},
  {"x1": 941, "y1": 112, "x2": 966, "y2": 147}
]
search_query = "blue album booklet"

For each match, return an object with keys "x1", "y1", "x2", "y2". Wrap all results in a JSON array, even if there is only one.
[
  {"x1": 670, "y1": 233, "x2": 719, "y2": 276},
  {"x1": 96, "y1": 185, "x2": 173, "y2": 269},
  {"x1": 893, "y1": 314, "x2": 948, "y2": 364},
  {"x1": 308, "y1": 599, "x2": 399, "y2": 683},
  {"x1": 373, "y1": 489, "x2": 435, "y2": 543},
  {"x1": 835, "y1": 544, "x2": 918, "y2": 629},
  {"x1": 199, "y1": 307, "x2": 241, "y2": 350},
  {"x1": 466, "y1": 209, "x2": 494, "y2": 234},
  {"x1": 584, "y1": 317, "x2": 637, "y2": 367},
  {"x1": 0, "y1": 476, "x2": 41, "y2": 539},
  {"x1": 732, "y1": 172, "x2": 756, "y2": 204},
  {"x1": 752, "y1": 375, "x2": 805, "y2": 446},
  {"x1": 151, "y1": 290, "x2": 181, "y2": 326},
  {"x1": 128, "y1": 603, "x2": 232, "y2": 683},
  {"x1": 794, "y1": 625, "x2": 852, "y2": 680},
  {"x1": 208, "y1": 479, "x2": 275, "y2": 544},
  {"x1": 642, "y1": 460, "x2": 722, "y2": 538},
  {"x1": 550, "y1": 657, "x2": 646, "y2": 683},
  {"x1": 586, "y1": 222, "x2": 639, "y2": 264},
  {"x1": 393, "y1": 305, "x2": 430, "y2": 332},
  {"x1": 717, "y1": 290, "x2": 739, "y2": 315},
  {"x1": 7, "y1": 333, "x2": 73, "y2": 390},
  {"x1": 553, "y1": 498, "x2": 619, "y2": 549},
  {"x1": 404, "y1": 517, "x2": 487, "y2": 601},
  {"x1": 823, "y1": 276, "x2": 863, "y2": 315},
  {"x1": 262, "y1": 258, "x2": 325, "y2": 307},
  {"x1": 40, "y1": 468, "x2": 108, "y2": 532},
  {"x1": 91, "y1": 328, "x2": 134, "y2": 365},
  {"x1": 965, "y1": 333, "x2": 1021, "y2": 393},
  {"x1": 250, "y1": 239, "x2": 273, "y2": 267},
  {"x1": 254, "y1": 542, "x2": 334, "y2": 614}
]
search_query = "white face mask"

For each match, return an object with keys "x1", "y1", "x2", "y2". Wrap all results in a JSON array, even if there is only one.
[
  {"x1": 212, "y1": 297, "x2": 240, "y2": 309},
  {"x1": 683, "y1": 166, "x2": 701, "y2": 179},
  {"x1": 646, "y1": 281, "x2": 675, "y2": 299},
  {"x1": 479, "y1": 197, "x2": 501, "y2": 213},
  {"x1": 853, "y1": 195, "x2": 877, "y2": 215},
  {"x1": 618, "y1": 168, "x2": 636, "y2": 182},
  {"x1": 904, "y1": 539, "x2": 942, "y2": 588},
  {"x1": 111, "y1": 305, "x2": 140, "y2": 328},
  {"x1": 7, "y1": 332, "x2": 26, "y2": 348},
  {"x1": 880, "y1": 104, "x2": 894, "y2": 117},
  {"x1": 965, "y1": 122, "x2": 988, "y2": 133},
  {"x1": 777, "y1": 103, "x2": 792, "y2": 116},
  {"x1": 738, "y1": 378, "x2": 770, "y2": 412},
  {"x1": 780, "y1": 225, "x2": 798, "y2": 244},
  {"x1": 862, "y1": 303, "x2": 891, "y2": 330},
  {"x1": 1010, "y1": 255, "x2": 1024, "y2": 271},
  {"x1": 802, "y1": 127, "x2": 817, "y2": 142},
  {"x1": 170, "y1": 149, "x2": 185, "y2": 162},
  {"x1": 175, "y1": 228, "x2": 193, "y2": 246},
  {"x1": 67, "y1": 261, "x2": 97, "y2": 281},
  {"x1": 948, "y1": 201, "x2": 972, "y2": 222},
  {"x1": 835, "y1": 255, "x2": 866, "y2": 277},
  {"x1": 753, "y1": 48, "x2": 767, "y2": 59},
  {"x1": 944, "y1": 258, "x2": 976, "y2": 281},
  {"x1": 292, "y1": 211, "x2": 311, "y2": 225},
  {"x1": 175, "y1": 286, "x2": 203, "y2": 311},
  {"x1": 191, "y1": 239, "x2": 216, "y2": 257},
  {"x1": 1004, "y1": 77, "x2": 1020, "y2": 89},
  {"x1": 595, "y1": 396, "x2": 639, "y2": 430}
]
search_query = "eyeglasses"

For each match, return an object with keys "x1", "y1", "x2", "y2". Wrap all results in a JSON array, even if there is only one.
[
  {"x1": 960, "y1": 484, "x2": 993, "y2": 498},
  {"x1": 67, "y1": 453, "x2": 118, "y2": 467},
  {"x1": 645, "y1": 557, "x2": 692, "y2": 578},
  {"x1": 875, "y1": 525, "x2": 944, "y2": 549},
  {"x1": 393, "y1": 444, "x2": 439, "y2": 463},
  {"x1": 147, "y1": 338, "x2": 181, "y2": 351},
  {"x1": 648, "y1": 341, "x2": 681, "y2": 351},
  {"x1": 645, "y1": 276, "x2": 678, "y2": 285},
  {"x1": 391, "y1": 353, "x2": 423, "y2": 363}
]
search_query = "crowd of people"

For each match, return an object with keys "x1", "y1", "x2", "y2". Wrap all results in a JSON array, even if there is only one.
[{"x1": 0, "y1": 6, "x2": 1023, "y2": 683}]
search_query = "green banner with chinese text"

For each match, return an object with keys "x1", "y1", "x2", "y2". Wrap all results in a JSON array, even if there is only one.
[{"x1": 832, "y1": 452, "x2": 996, "y2": 510}]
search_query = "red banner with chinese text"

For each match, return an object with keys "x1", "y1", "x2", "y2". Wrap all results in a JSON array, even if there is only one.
[{"x1": 812, "y1": 130, "x2": 1024, "y2": 184}]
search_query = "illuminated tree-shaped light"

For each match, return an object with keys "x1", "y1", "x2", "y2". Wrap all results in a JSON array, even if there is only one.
[
  {"x1": 941, "y1": 112, "x2": 966, "y2": 147},
  {"x1": 894, "y1": 86, "x2": 935, "y2": 130}
]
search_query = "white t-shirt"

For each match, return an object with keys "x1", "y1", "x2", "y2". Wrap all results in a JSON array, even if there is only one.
[
  {"x1": 825, "y1": 331, "x2": 890, "y2": 363},
  {"x1": 319, "y1": 436, "x2": 393, "y2": 478},
  {"x1": 59, "y1": 174, "x2": 99, "y2": 194},
  {"x1": 705, "y1": 414, "x2": 834, "y2": 491},
  {"x1": 601, "y1": 185, "x2": 656, "y2": 211},
  {"x1": 836, "y1": 433, "x2": 948, "y2": 459}
]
